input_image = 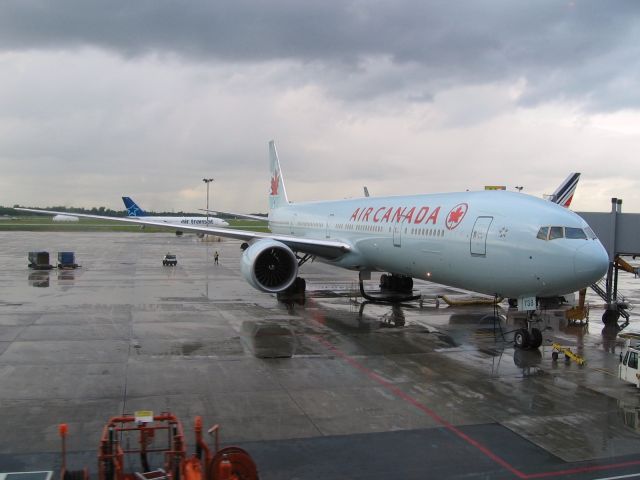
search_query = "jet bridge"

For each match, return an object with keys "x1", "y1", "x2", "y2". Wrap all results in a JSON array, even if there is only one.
[{"x1": 578, "y1": 198, "x2": 640, "y2": 327}]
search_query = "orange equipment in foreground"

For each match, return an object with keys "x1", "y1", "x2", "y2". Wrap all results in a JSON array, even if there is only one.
[{"x1": 59, "y1": 412, "x2": 259, "y2": 480}]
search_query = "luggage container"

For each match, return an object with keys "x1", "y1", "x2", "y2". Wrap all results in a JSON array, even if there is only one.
[
  {"x1": 28, "y1": 251, "x2": 53, "y2": 270},
  {"x1": 57, "y1": 251, "x2": 79, "y2": 269}
]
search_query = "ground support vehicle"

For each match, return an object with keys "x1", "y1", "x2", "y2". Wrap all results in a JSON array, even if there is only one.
[
  {"x1": 57, "y1": 251, "x2": 79, "y2": 269},
  {"x1": 28, "y1": 251, "x2": 53, "y2": 270},
  {"x1": 551, "y1": 343, "x2": 586, "y2": 365},
  {"x1": 58, "y1": 411, "x2": 259, "y2": 480},
  {"x1": 619, "y1": 343, "x2": 640, "y2": 387},
  {"x1": 163, "y1": 254, "x2": 178, "y2": 266}
]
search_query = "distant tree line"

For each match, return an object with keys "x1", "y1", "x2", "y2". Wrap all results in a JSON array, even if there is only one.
[{"x1": 2, "y1": 205, "x2": 267, "y2": 219}]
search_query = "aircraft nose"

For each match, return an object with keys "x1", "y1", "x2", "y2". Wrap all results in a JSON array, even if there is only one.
[{"x1": 573, "y1": 241, "x2": 609, "y2": 284}]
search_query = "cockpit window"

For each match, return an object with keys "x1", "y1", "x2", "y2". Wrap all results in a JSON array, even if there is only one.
[
  {"x1": 536, "y1": 227, "x2": 549, "y2": 240},
  {"x1": 537, "y1": 225, "x2": 593, "y2": 240},
  {"x1": 565, "y1": 227, "x2": 587, "y2": 240},
  {"x1": 549, "y1": 226, "x2": 564, "y2": 240}
]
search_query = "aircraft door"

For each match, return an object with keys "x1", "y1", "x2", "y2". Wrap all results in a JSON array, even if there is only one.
[
  {"x1": 470, "y1": 216, "x2": 493, "y2": 256},
  {"x1": 393, "y1": 217, "x2": 407, "y2": 247},
  {"x1": 393, "y1": 222, "x2": 401, "y2": 247},
  {"x1": 289, "y1": 213, "x2": 297, "y2": 235},
  {"x1": 326, "y1": 213, "x2": 334, "y2": 239}
]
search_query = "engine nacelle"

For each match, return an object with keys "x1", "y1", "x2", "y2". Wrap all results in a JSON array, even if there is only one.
[{"x1": 240, "y1": 239, "x2": 298, "y2": 293}]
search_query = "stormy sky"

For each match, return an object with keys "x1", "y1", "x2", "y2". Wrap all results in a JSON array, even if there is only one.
[{"x1": 1, "y1": 0, "x2": 639, "y2": 213}]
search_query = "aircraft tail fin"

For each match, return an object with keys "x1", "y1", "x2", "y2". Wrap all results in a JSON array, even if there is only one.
[
  {"x1": 549, "y1": 173, "x2": 580, "y2": 208},
  {"x1": 122, "y1": 196, "x2": 147, "y2": 217},
  {"x1": 269, "y1": 140, "x2": 290, "y2": 211}
]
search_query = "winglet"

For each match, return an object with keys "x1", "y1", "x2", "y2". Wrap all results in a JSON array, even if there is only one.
[
  {"x1": 269, "y1": 141, "x2": 289, "y2": 210},
  {"x1": 122, "y1": 196, "x2": 147, "y2": 217},
  {"x1": 549, "y1": 173, "x2": 580, "y2": 208}
]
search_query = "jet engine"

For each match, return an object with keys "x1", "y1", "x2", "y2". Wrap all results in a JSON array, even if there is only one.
[{"x1": 240, "y1": 239, "x2": 298, "y2": 293}]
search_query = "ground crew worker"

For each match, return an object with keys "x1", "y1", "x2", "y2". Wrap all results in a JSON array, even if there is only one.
[{"x1": 214, "y1": 251, "x2": 219, "y2": 264}]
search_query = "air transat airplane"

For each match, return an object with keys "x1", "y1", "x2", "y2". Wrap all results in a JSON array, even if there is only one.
[
  {"x1": 122, "y1": 196, "x2": 229, "y2": 227},
  {"x1": 19, "y1": 141, "x2": 608, "y2": 312}
]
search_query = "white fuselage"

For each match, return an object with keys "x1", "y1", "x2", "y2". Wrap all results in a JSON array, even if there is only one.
[{"x1": 268, "y1": 190, "x2": 608, "y2": 298}]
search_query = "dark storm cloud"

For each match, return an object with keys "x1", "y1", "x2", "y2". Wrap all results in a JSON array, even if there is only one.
[{"x1": 0, "y1": 0, "x2": 639, "y2": 109}]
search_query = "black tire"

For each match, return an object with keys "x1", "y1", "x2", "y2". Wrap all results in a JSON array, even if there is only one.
[
  {"x1": 552, "y1": 351, "x2": 559, "y2": 361},
  {"x1": 530, "y1": 328, "x2": 543, "y2": 349},
  {"x1": 514, "y1": 328, "x2": 531, "y2": 349}
]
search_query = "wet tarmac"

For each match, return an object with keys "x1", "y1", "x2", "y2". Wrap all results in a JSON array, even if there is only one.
[{"x1": 2, "y1": 232, "x2": 640, "y2": 479}]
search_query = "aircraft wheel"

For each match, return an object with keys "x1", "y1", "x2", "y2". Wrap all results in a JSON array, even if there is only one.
[
  {"x1": 530, "y1": 328, "x2": 543, "y2": 349},
  {"x1": 514, "y1": 328, "x2": 531, "y2": 350},
  {"x1": 602, "y1": 310, "x2": 620, "y2": 325}
]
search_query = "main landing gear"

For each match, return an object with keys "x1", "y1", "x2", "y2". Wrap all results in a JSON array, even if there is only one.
[
  {"x1": 359, "y1": 272, "x2": 421, "y2": 303},
  {"x1": 275, "y1": 253, "x2": 313, "y2": 305},
  {"x1": 276, "y1": 277, "x2": 306, "y2": 304}
]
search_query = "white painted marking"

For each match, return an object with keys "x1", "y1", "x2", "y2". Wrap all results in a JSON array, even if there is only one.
[{"x1": 593, "y1": 473, "x2": 640, "y2": 480}]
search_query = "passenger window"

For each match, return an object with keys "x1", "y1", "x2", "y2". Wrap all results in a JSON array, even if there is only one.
[
  {"x1": 549, "y1": 226, "x2": 564, "y2": 240},
  {"x1": 565, "y1": 227, "x2": 587, "y2": 240},
  {"x1": 631, "y1": 352, "x2": 638, "y2": 370},
  {"x1": 536, "y1": 227, "x2": 549, "y2": 240}
]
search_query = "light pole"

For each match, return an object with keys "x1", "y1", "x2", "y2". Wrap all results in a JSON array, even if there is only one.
[{"x1": 202, "y1": 178, "x2": 214, "y2": 224}]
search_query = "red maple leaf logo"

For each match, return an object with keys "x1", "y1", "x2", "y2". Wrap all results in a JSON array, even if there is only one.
[
  {"x1": 446, "y1": 203, "x2": 468, "y2": 230},
  {"x1": 270, "y1": 171, "x2": 280, "y2": 196}
]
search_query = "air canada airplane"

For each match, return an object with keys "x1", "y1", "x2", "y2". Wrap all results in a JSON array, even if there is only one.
[
  {"x1": 18, "y1": 142, "x2": 608, "y2": 336},
  {"x1": 122, "y1": 196, "x2": 229, "y2": 228}
]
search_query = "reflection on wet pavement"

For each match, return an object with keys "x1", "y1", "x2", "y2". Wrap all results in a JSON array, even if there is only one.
[{"x1": 2, "y1": 233, "x2": 640, "y2": 475}]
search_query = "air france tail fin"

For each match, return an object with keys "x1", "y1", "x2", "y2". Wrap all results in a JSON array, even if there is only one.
[
  {"x1": 122, "y1": 196, "x2": 147, "y2": 217},
  {"x1": 549, "y1": 173, "x2": 580, "y2": 208},
  {"x1": 269, "y1": 140, "x2": 290, "y2": 211}
]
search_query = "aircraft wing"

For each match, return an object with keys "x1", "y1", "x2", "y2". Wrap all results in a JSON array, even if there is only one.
[
  {"x1": 198, "y1": 208, "x2": 267, "y2": 221},
  {"x1": 16, "y1": 208, "x2": 351, "y2": 259}
]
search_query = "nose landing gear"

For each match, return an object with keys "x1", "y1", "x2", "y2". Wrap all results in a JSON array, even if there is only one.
[
  {"x1": 514, "y1": 326, "x2": 543, "y2": 350},
  {"x1": 513, "y1": 309, "x2": 544, "y2": 350}
]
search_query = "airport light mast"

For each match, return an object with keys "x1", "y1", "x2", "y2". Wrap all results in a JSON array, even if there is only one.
[{"x1": 203, "y1": 178, "x2": 214, "y2": 224}]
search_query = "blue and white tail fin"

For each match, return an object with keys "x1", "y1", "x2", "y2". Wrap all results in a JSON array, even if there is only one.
[
  {"x1": 122, "y1": 196, "x2": 147, "y2": 217},
  {"x1": 548, "y1": 173, "x2": 580, "y2": 208},
  {"x1": 269, "y1": 140, "x2": 290, "y2": 211}
]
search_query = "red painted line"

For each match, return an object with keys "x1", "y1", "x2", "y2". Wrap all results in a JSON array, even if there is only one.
[
  {"x1": 313, "y1": 335, "x2": 527, "y2": 479},
  {"x1": 310, "y1": 327, "x2": 640, "y2": 479}
]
